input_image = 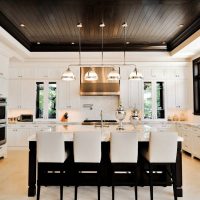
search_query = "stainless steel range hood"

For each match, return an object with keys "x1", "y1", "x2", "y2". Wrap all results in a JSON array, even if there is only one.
[{"x1": 80, "y1": 67, "x2": 120, "y2": 96}]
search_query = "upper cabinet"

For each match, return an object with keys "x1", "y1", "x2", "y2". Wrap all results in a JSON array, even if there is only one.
[
  {"x1": 120, "y1": 66, "x2": 142, "y2": 110},
  {"x1": 36, "y1": 68, "x2": 62, "y2": 79},
  {"x1": 9, "y1": 68, "x2": 36, "y2": 79},
  {"x1": 8, "y1": 79, "x2": 35, "y2": 109},
  {"x1": 142, "y1": 69, "x2": 165, "y2": 80}
]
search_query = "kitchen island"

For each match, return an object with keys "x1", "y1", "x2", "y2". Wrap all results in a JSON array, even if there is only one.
[{"x1": 28, "y1": 124, "x2": 183, "y2": 197}]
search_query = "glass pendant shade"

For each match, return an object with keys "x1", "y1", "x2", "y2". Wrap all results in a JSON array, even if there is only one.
[
  {"x1": 84, "y1": 68, "x2": 98, "y2": 81},
  {"x1": 129, "y1": 67, "x2": 143, "y2": 80},
  {"x1": 107, "y1": 68, "x2": 120, "y2": 80},
  {"x1": 61, "y1": 67, "x2": 76, "y2": 81}
]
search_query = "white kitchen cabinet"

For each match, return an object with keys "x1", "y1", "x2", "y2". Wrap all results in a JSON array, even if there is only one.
[
  {"x1": 0, "y1": 64, "x2": 8, "y2": 79},
  {"x1": 177, "y1": 125, "x2": 193, "y2": 154},
  {"x1": 142, "y1": 69, "x2": 165, "y2": 80},
  {"x1": 166, "y1": 80, "x2": 189, "y2": 109},
  {"x1": 36, "y1": 68, "x2": 62, "y2": 79},
  {"x1": 58, "y1": 80, "x2": 71, "y2": 109},
  {"x1": 8, "y1": 80, "x2": 35, "y2": 109},
  {"x1": 0, "y1": 77, "x2": 7, "y2": 97},
  {"x1": 9, "y1": 68, "x2": 35, "y2": 79},
  {"x1": 128, "y1": 80, "x2": 143, "y2": 109},
  {"x1": 165, "y1": 68, "x2": 189, "y2": 80},
  {"x1": 191, "y1": 127, "x2": 200, "y2": 159},
  {"x1": 7, "y1": 128, "x2": 29, "y2": 148},
  {"x1": 120, "y1": 66, "x2": 142, "y2": 109}
]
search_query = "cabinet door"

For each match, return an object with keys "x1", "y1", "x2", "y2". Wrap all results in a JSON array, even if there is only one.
[
  {"x1": 8, "y1": 80, "x2": 21, "y2": 109},
  {"x1": 15, "y1": 129, "x2": 29, "y2": 147},
  {"x1": 128, "y1": 80, "x2": 142, "y2": 109},
  {"x1": 7, "y1": 129, "x2": 18, "y2": 147},
  {"x1": 166, "y1": 80, "x2": 176, "y2": 109},
  {"x1": 0, "y1": 78, "x2": 7, "y2": 97},
  {"x1": 175, "y1": 80, "x2": 189, "y2": 109},
  {"x1": 58, "y1": 80, "x2": 71, "y2": 109},
  {"x1": 191, "y1": 129, "x2": 200, "y2": 158},
  {"x1": 21, "y1": 80, "x2": 35, "y2": 109}
]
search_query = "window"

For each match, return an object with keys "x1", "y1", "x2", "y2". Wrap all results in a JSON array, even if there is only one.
[
  {"x1": 36, "y1": 81, "x2": 57, "y2": 119},
  {"x1": 193, "y1": 57, "x2": 200, "y2": 115},
  {"x1": 144, "y1": 81, "x2": 165, "y2": 119}
]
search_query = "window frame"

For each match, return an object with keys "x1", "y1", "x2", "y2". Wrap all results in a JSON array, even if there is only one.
[
  {"x1": 193, "y1": 57, "x2": 200, "y2": 115},
  {"x1": 34, "y1": 80, "x2": 58, "y2": 121}
]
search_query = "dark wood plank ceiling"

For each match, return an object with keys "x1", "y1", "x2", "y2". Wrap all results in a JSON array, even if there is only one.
[{"x1": 0, "y1": 0, "x2": 199, "y2": 52}]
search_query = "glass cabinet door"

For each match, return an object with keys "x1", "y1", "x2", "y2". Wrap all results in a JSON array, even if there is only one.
[
  {"x1": 35, "y1": 81, "x2": 57, "y2": 120},
  {"x1": 143, "y1": 81, "x2": 165, "y2": 120}
]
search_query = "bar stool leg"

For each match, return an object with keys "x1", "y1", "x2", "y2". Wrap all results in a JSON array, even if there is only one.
[
  {"x1": 60, "y1": 185, "x2": 63, "y2": 200},
  {"x1": 75, "y1": 185, "x2": 78, "y2": 200},
  {"x1": 37, "y1": 184, "x2": 40, "y2": 200},
  {"x1": 97, "y1": 170, "x2": 101, "y2": 200},
  {"x1": 112, "y1": 185, "x2": 115, "y2": 200},
  {"x1": 149, "y1": 164, "x2": 153, "y2": 200},
  {"x1": 135, "y1": 170, "x2": 138, "y2": 200},
  {"x1": 171, "y1": 164, "x2": 177, "y2": 200}
]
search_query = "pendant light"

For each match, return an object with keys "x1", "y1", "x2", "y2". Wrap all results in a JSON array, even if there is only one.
[
  {"x1": 128, "y1": 65, "x2": 143, "y2": 80},
  {"x1": 122, "y1": 22, "x2": 143, "y2": 80},
  {"x1": 84, "y1": 68, "x2": 98, "y2": 81},
  {"x1": 61, "y1": 66, "x2": 76, "y2": 81},
  {"x1": 107, "y1": 67, "x2": 120, "y2": 80}
]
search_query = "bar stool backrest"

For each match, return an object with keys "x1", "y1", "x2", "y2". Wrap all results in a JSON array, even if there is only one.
[
  {"x1": 73, "y1": 131, "x2": 101, "y2": 163},
  {"x1": 110, "y1": 132, "x2": 138, "y2": 163},
  {"x1": 149, "y1": 131, "x2": 178, "y2": 163},
  {"x1": 37, "y1": 132, "x2": 66, "y2": 163}
]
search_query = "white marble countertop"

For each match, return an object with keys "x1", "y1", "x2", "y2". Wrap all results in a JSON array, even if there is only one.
[{"x1": 29, "y1": 124, "x2": 183, "y2": 142}]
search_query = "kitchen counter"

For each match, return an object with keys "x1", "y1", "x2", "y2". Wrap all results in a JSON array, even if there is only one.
[{"x1": 28, "y1": 124, "x2": 183, "y2": 142}]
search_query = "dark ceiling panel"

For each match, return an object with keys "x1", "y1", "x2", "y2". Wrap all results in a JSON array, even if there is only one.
[{"x1": 0, "y1": 0, "x2": 199, "y2": 51}]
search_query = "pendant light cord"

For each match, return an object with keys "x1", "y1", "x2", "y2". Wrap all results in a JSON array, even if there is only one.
[
  {"x1": 123, "y1": 26, "x2": 126, "y2": 65},
  {"x1": 101, "y1": 24, "x2": 104, "y2": 66},
  {"x1": 77, "y1": 23, "x2": 82, "y2": 65}
]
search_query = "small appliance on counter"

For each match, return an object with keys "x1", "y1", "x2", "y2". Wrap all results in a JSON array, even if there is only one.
[{"x1": 17, "y1": 114, "x2": 33, "y2": 122}]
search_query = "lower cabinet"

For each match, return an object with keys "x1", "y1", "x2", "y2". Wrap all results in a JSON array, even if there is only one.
[
  {"x1": 191, "y1": 128, "x2": 200, "y2": 159},
  {"x1": 176, "y1": 124, "x2": 200, "y2": 159},
  {"x1": 7, "y1": 124, "x2": 53, "y2": 148}
]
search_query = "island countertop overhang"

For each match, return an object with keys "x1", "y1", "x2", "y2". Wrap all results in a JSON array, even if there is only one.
[{"x1": 28, "y1": 124, "x2": 183, "y2": 142}]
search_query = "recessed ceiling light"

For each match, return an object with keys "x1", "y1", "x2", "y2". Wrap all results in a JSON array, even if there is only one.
[
  {"x1": 122, "y1": 22, "x2": 128, "y2": 27},
  {"x1": 77, "y1": 23, "x2": 82, "y2": 28},
  {"x1": 126, "y1": 41, "x2": 130, "y2": 44},
  {"x1": 179, "y1": 24, "x2": 184, "y2": 28},
  {"x1": 37, "y1": 42, "x2": 40, "y2": 45},
  {"x1": 99, "y1": 22, "x2": 105, "y2": 27},
  {"x1": 20, "y1": 24, "x2": 25, "y2": 27},
  {"x1": 71, "y1": 42, "x2": 75, "y2": 45}
]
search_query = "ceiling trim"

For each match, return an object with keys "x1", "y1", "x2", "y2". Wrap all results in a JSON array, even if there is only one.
[
  {"x1": 0, "y1": 11, "x2": 31, "y2": 50},
  {"x1": 168, "y1": 16, "x2": 200, "y2": 51},
  {"x1": 30, "y1": 43, "x2": 167, "y2": 52}
]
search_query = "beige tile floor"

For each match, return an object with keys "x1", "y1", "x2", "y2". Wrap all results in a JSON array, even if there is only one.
[{"x1": 0, "y1": 150, "x2": 200, "y2": 200}]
